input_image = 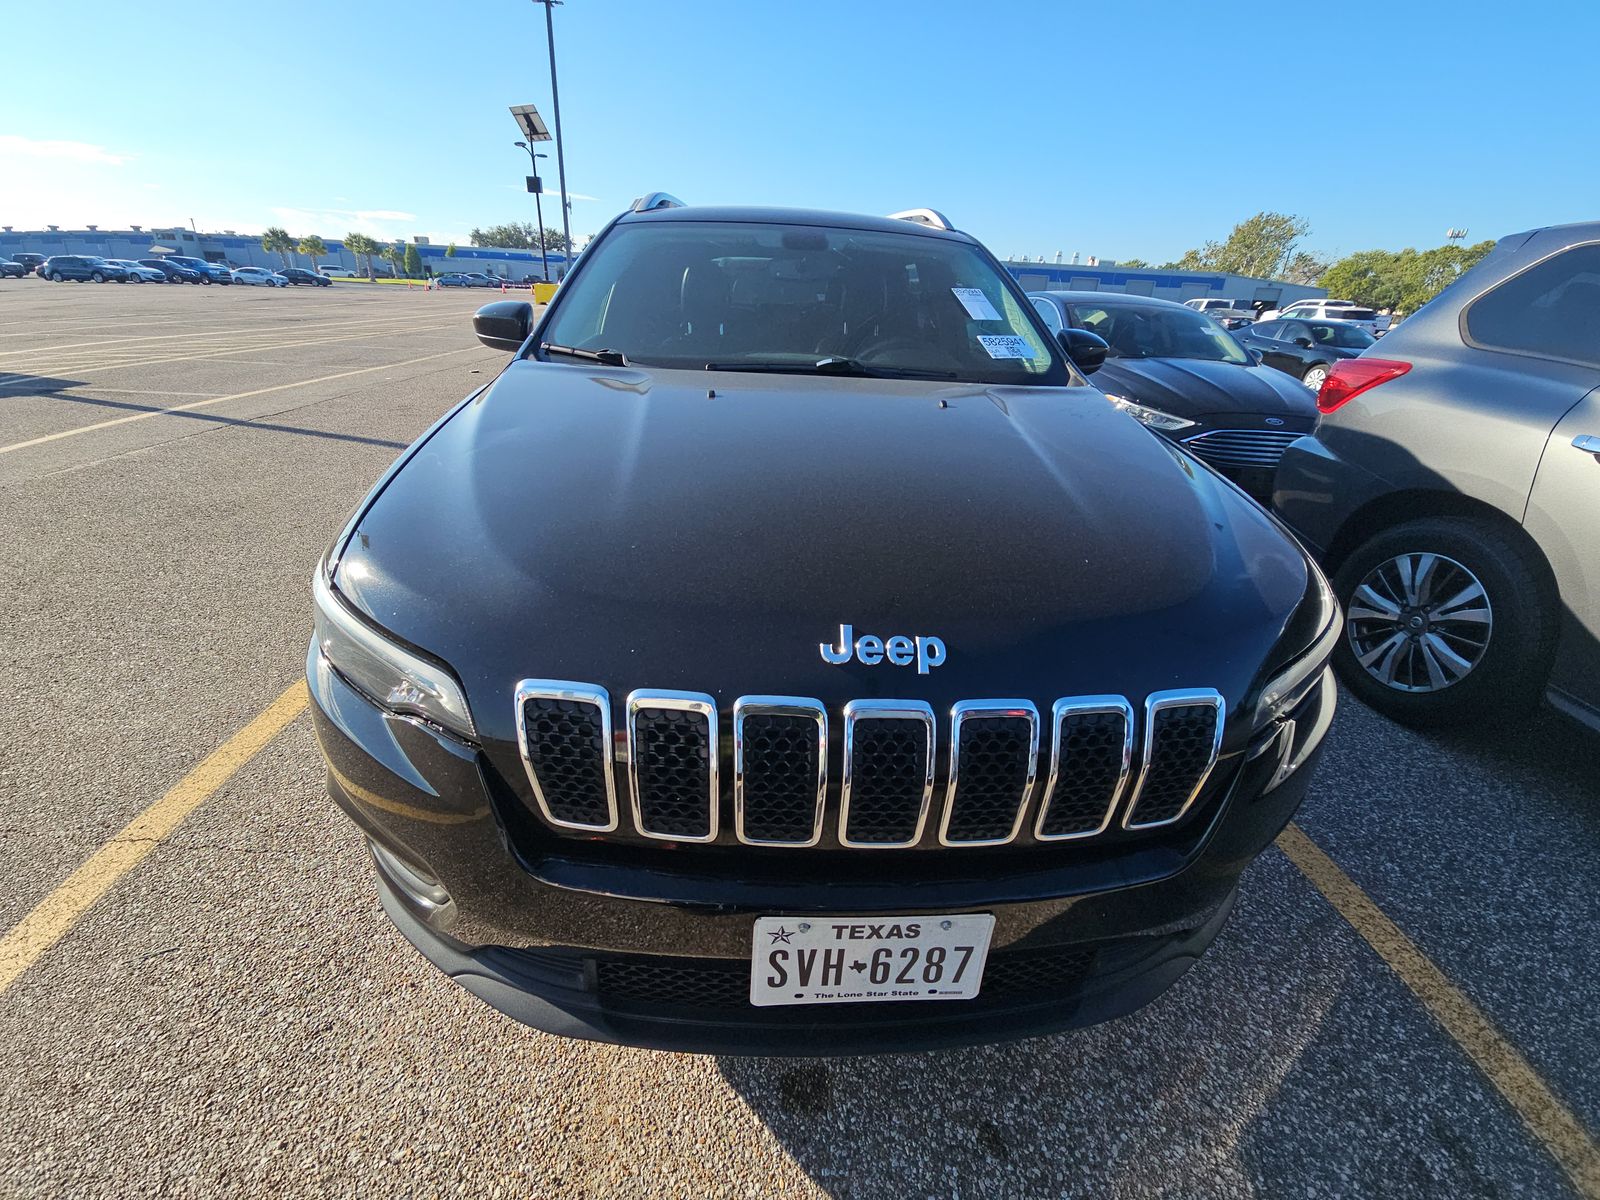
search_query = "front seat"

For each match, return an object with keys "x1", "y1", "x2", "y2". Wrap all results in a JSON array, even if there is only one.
[{"x1": 667, "y1": 263, "x2": 733, "y2": 355}]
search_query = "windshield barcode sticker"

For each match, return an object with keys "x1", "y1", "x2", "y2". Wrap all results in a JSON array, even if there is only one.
[
  {"x1": 951, "y1": 287, "x2": 1002, "y2": 321},
  {"x1": 976, "y1": 334, "x2": 1033, "y2": 359}
]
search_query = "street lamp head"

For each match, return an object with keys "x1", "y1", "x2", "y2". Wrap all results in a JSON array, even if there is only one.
[{"x1": 514, "y1": 140, "x2": 528, "y2": 150}]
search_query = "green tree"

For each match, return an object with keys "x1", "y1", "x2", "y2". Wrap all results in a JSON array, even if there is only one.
[
  {"x1": 297, "y1": 233, "x2": 327, "y2": 271},
  {"x1": 404, "y1": 243, "x2": 422, "y2": 277},
  {"x1": 445, "y1": 242, "x2": 457, "y2": 258},
  {"x1": 1117, "y1": 258, "x2": 1150, "y2": 269},
  {"x1": 1319, "y1": 240, "x2": 1495, "y2": 314},
  {"x1": 260, "y1": 226, "x2": 295, "y2": 268},
  {"x1": 1168, "y1": 212, "x2": 1313, "y2": 280},
  {"x1": 380, "y1": 243, "x2": 405, "y2": 277},
  {"x1": 470, "y1": 221, "x2": 571, "y2": 253},
  {"x1": 344, "y1": 232, "x2": 379, "y2": 278}
]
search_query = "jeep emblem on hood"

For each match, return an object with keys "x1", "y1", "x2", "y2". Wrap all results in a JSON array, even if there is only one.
[{"x1": 820, "y1": 624, "x2": 947, "y2": 675}]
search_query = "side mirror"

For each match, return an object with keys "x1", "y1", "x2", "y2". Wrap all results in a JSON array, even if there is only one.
[
  {"x1": 1294, "y1": 337, "x2": 1314, "y2": 349},
  {"x1": 1246, "y1": 347, "x2": 1264, "y2": 365},
  {"x1": 473, "y1": 300, "x2": 534, "y2": 351},
  {"x1": 1057, "y1": 327, "x2": 1109, "y2": 375}
]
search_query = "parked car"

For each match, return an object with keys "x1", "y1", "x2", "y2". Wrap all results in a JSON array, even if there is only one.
[
  {"x1": 106, "y1": 259, "x2": 167, "y2": 283},
  {"x1": 1235, "y1": 318, "x2": 1376, "y2": 391},
  {"x1": 1, "y1": 259, "x2": 25, "y2": 279},
  {"x1": 232, "y1": 266, "x2": 289, "y2": 287},
  {"x1": 435, "y1": 273, "x2": 474, "y2": 287},
  {"x1": 280, "y1": 267, "x2": 333, "y2": 287},
  {"x1": 1275, "y1": 221, "x2": 1600, "y2": 731},
  {"x1": 1183, "y1": 296, "x2": 1255, "y2": 330},
  {"x1": 1031, "y1": 292, "x2": 1319, "y2": 502},
  {"x1": 161, "y1": 255, "x2": 233, "y2": 284},
  {"x1": 40, "y1": 255, "x2": 130, "y2": 283},
  {"x1": 138, "y1": 258, "x2": 206, "y2": 284},
  {"x1": 1260, "y1": 299, "x2": 1391, "y2": 337},
  {"x1": 10, "y1": 252, "x2": 46, "y2": 275},
  {"x1": 306, "y1": 196, "x2": 1339, "y2": 1055}
]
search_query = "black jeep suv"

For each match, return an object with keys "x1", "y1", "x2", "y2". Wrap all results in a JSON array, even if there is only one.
[{"x1": 308, "y1": 197, "x2": 1339, "y2": 1054}]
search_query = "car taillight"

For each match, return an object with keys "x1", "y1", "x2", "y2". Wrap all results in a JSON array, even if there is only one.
[{"x1": 1317, "y1": 358, "x2": 1411, "y2": 414}]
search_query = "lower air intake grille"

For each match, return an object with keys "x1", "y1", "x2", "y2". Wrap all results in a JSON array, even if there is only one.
[
  {"x1": 631, "y1": 702, "x2": 715, "y2": 840},
  {"x1": 1124, "y1": 692, "x2": 1223, "y2": 829},
  {"x1": 942, "y1": 709, "x2": 1037, "y2": 844},
  {"x1": 518, "y1": 693, "x2": 614, "y2": 829},
  {"x1": 842, "y1": 708, "x2": 933, "y2": 847},
  {"x1": 1183, "y1": 428, "x2": 1302, "y2": 468}
]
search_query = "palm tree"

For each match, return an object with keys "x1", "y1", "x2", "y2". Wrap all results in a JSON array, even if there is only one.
[
  {"x1": 297, "y1": 234, "x2": 327, "y2": 272},
  {"x1": 260, "y1": 226, "x2": 295, "y2": 269},
  {"x1": 345, "y1": 233, "x2": 377, "y2": 279}
]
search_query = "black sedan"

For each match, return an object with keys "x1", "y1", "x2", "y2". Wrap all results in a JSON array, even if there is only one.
[
  {"x1": 1029, "y1": 291, "x2": 1319, "y2": 501},
  {"x1": 1233, "y1": 317, "x2": 1376, "y2": 392},
  {"x1": 280, "y1": 267, "x2": 332, "y2": 287},
  {"x1": 1, "y1": 259, "x2": 25, "y2": 279},
  {"x1": 137, "y1": 258, "x2": 205, "y2": 283}
]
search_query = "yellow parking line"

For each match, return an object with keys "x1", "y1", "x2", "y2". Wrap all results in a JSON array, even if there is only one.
[
  {"x1": 1278, "y1": 823, "x2": 1600, "y2": 1198},
  {"x1": 0, "y1": 683, "x2": 308, "y2": 994},
  {"x1": 0, "y1": 345, "x2": 481, "y2": 455}
]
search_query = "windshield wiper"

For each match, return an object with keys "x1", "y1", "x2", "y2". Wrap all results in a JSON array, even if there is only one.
[
  {"x1": 702, "y1": 356, "x2": 957, "y2": 381},
  {"x1": 540, "y1": 342, "x2": 628, "y2": 366}
]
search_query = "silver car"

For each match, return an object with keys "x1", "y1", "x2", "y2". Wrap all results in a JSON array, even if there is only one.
[{"x1": 1274, "y1": 221, "x2": 1599, "y2": 731}]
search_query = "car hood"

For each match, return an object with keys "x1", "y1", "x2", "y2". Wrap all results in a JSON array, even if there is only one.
[
  {"x1": 335, "y1": 362, "x2": 1312, "y2": 749},
  {"x1": 1092, "y1": 357, "x2": 1318, "y2": 420}
]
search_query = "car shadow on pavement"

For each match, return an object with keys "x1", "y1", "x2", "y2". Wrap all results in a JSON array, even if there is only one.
[
  {"x1": 0, "y1": 373, "x2": 85, "y2": 396},
  {"x1": 8, "y1": 389, "x2": 408, "y2": 450},
  {"x1": 714, "y1": 848, "x2": 1562, "y2": 1199}
]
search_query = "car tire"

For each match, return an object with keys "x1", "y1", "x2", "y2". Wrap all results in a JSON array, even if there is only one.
[
  {"x1": 91, "y1": 271, "x2": 105, "y2": 283},
  {"x1": 1301, "y1": 363, "x2": 1330, "y2": 391},
  {"x1": 201, "y1": 276, "x2": 211, "y2": 285},
  {"x1": 48, "y1": 271, "x2": 63, "y2": 282},
  {"x1": 1331, "y1": 516, "x2": 1557, "y2": 727}
]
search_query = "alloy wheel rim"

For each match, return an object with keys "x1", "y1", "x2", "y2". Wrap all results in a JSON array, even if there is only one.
[
  {"x1": 1304, "y1": 367, "x2": 1327, "y2": 390},
  {"x1": 1346, "y1": 552, "x2": 1493, "y2": 693}
]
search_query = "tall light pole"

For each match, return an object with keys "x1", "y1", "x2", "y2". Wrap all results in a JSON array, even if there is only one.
[
  {"x1": 515, "y1": 141, "x2": 551, "y2": 281},
  {"x1": 532, "y1": 0, "x2": 573, "y2": 274}
]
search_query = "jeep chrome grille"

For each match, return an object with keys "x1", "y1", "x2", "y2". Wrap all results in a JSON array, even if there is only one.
[
  {"x1": 512, "y1": 682, "x2": 1224, "y2": 848},
  {"x1": 1182, "y1": 428, "x2": 1302, "y2": 468}
]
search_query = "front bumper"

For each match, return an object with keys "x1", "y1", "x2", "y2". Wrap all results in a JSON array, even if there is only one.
[
  {"x1": 1272, "y1": 433, "x2": 1392, "y2": 560},
  {"x1": 308, "y1": 643, "x2": 1333, "y2": 1054}
]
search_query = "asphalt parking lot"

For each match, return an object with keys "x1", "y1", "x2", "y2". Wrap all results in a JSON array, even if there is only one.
[{"x1": 0, "y1": 279, "x2": 1596, "y2": 1199}]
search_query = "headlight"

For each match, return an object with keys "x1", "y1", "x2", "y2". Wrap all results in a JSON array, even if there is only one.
[
  {"x1": 312, "y1": 567, "x2": 477, "y2": 739},
  {"x1": 1103, "y1": 394, "x2": 1196, "y2": 432},
  {"x1": 1253, "y1": 562, "x2": 1341, "y2": 728}
]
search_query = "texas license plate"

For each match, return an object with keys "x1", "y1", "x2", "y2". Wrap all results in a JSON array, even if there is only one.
[{"x1": 749, "y1": 914, "x2": 995, "y2": 1007}]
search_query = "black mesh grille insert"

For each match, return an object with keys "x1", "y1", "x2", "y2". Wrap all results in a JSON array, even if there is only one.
[
  {"x1": 592, "y1": 946, "x2": 1101, "y2": 1011},
  {"x1": 1129, "y1": 703, "x2": 1219, "y2": 826},
  {"x1": 944, "y1": 715, "x2": 1033, "y2": 842},
  {"x1": 633, "y1": 707, "x2": 713, "y2": 838},
  {"x1": 739, "y1": 713, "x2": 821, "y2": 843},
  {"x1": 1039, "y1": 708, "x2": 1128, "y2": 838},
  {"x1": 843, "y1": 717, "x2": 931, "y2": 845},
  {"x1": 520, "y1": 697, "x2": 612, "y2": 827}
]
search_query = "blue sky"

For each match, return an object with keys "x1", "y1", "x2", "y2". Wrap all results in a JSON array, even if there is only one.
[{"x1": 1, "y1": 0, "x2": 1594, "y2": 263}]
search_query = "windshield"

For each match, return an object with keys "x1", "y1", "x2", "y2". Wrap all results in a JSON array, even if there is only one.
[
  {"x1": 540, "y1": 220, "x2": 1065, "y2": 383},
  {"x1": 1310, "y1": 322, "x2": 1376, "y2": 349},
  {"x1": 1066, "y1": 302, "x2": 1250, "y2": 365}
]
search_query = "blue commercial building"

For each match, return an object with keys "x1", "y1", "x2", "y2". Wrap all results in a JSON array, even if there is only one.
[
  {"x1": 1003, "y1": 259, "x2": 1324, "y2": 311},
  {"x1": 0, "y1": 224, "x2": 570, "y2": 279}
]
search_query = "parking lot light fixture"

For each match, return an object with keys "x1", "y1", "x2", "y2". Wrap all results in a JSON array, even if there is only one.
[
  {"x1": 530, "y1": 0, "x2": 573, "y2": 273},
  {"x1": 514, "y1": 139, "x2": 552, "y2": 282}
]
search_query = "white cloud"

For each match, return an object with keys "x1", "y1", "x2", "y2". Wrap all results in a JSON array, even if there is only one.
[{"x1": 0, "y1": 134, "x2": 131, "y2": 165}]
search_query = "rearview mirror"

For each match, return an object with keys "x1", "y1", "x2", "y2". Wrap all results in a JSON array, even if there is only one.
[
  {"x1": 1057, "y1": 327, "x2": 1109, "y2": 375},
  {"x1": 473, "y1": 300, "x2": 534, "y2": 351}
]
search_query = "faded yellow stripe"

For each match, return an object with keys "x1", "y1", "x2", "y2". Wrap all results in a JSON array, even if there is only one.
[
  {"x1": 0, "y1": 683, "x2": 309, "y2": 992},
  {"x1": 1278, "y1": 823, "x2": 1600, "y2": 1198}
]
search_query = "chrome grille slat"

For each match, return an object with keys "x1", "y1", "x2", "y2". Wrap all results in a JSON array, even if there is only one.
[
  {"x1": 1122, "y1": 689, "x2": 1225, "y2": 830},
  {"x1": 839, "y1": 700, "x2": 936, "y2": 848},
  {"x1": 1182, "y1": 429, "x2": 1301, "y2": 468},
  {"x1": 1035, "y1": 697, "x2": 1134, "y2": 841},
  {"x1": 939, "y1": 700, "x2": 1039, "y2": 847},
  {"x1": 513, "y1": 680, "x2": 619, "y2": 832},
  {"x1": 627, "y1": 690, "x2": 719, "y2": 842},
  {"x1": 734, "y1": 696, "x2": 827, "y2": 846}
]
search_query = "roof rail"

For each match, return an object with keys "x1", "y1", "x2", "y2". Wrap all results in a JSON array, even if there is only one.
[
  {"x1": 630, "y1": 192, "x2": 686, "y2": 213},
  {"x1": 887, "y1": 208, "x2": 953, "y2": 231}
]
